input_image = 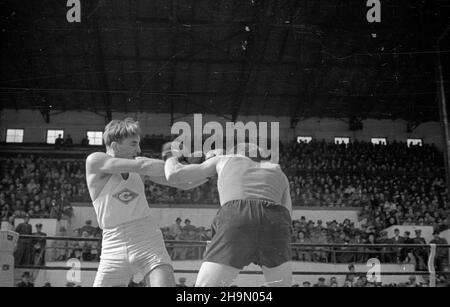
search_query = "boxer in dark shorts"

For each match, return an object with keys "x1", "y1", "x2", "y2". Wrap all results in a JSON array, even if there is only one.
[
  {"x1": 205, "y1": 199, "x2": 291, "y2": 269},
  {"x1": 164, "y1": 143, "x2": 293, "y2": 287}
]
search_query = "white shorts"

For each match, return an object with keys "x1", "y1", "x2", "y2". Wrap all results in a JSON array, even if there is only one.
[{"x1": 93, "y1": 216, "x2": 172, "y2": 287}]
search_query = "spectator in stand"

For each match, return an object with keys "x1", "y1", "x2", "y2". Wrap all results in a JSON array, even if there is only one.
[
  {"x1": 429, "y1": 231, "x2": 449, "y2": 272},
  {"x1": 53, "y1": 226, "x2": 69, "y2": 261},
  {"x1": 81, "y1": 134, "x2": 89, "y2": 146},
  {"x1": 80, "y1": 220, "x2": 96, "y2": 236},
  {"x1": 412, "y1": 229, "x2": 427, "y2": 270},
  {"x1": 365, "y1": 233, "x2": 379, "y2": 261},
  {"x1": 376, "y1": 230, "x2": 393, "y2": 263},
  {"x1": 169, "y1": 217, "x2": 182, "y2": 238},
  {"x1": 173, "y1": 228, "x2": 190, "y2": 260},
  {"x1": 32, "y1": 223, "x2": 47, "y2": 266},
  {"x1": 313, "y1": 228, "x2": 329, "y2": 262},
  {"x1": 92, "y1": 232, "x2": 102, "y2": 261},
  {"x1": 68, "y1": 230, "x2": 83, "y2": 260},
  {"x1": 176, "y1": 277, "x2": 188, "y2": 287},
  {"x1": 80, "y1": 231, "x2": 94, "y2": 261},
  {"x1": 16, "y1": 272, "x2": 34, "y2": 287},
  {"x1": 185, "y1": 229, "x2": 201, "y2": 260},
  {"x1": 14, "y1": 215, "x2": 33, "y2": 265},
  {"x1": 436, "y1": 274, "x2": 449, "y2": 287},
  {"x1": 354, "y1": 276, "x2": 368, "y2": 287},
  {"x1": 345, "y1": 264, "x2": 358, "y2": 286},
  {"x1": 293, "y1": 231, "x2": 312, "y2": 261},
  {"x1": 183, "y1": 219, "x2": 196, "y2": 232},
  {"x1": 64, "y1": 134, "x2": 73, "y2": 149},
  {"x1": 406, "y1": 275, "x2": 420, "y2": 287},
  {"x1": 1, "y1": 216, "x2": 15, "y2": 231},
  {"x1": 313, "y1": 277, "x2": 327, "y2": 287},
  {"x1": 390, "y1": 228, "x2": 404, "y2": 263},
  {"x1": 401, "y1": 231, "x2": 414, "y2": 263},
  {"x1": 55, "y1": 134, "x2": 64, "y2": 150}
]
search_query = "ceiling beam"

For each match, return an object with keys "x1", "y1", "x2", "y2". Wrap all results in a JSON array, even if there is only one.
[
  {"x1": 130, "y1": 0, "x2": 144, "y2": 112},
  {"x1": 94, "y1": 21, "x2": 112, "y2": 120},
  {"x1": 231, "y1": 0, "x2": 275, "y2": 121},
  {"x1": 111, "y1": 0, "x2": 129, "y2": 113}
]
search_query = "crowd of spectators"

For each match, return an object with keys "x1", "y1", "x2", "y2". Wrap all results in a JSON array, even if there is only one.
[
  {"x1": 1, "y1": 141, "x2": 449, "y2": 223},
  {"x1": 0, "y1": 154, "x2": 80, "y2": 219},
  {"x1": 1, "y1": 140, "x2": 449, "y2": 271}
]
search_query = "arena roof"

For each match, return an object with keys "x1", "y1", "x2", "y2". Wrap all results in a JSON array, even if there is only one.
[{"x1": 1, "y1": 0, "x2": 449, "y2": 122}]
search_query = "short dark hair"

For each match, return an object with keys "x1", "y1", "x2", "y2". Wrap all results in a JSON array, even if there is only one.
[{"x1": 103, "y1": 118, "x2": 141, "y2": 147}]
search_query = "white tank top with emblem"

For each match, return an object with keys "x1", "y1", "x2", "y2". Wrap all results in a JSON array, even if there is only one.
[
  {"x1": 217, "y1": 156, "x2": 292, "y2": 213},
  {"x1": 92, "y1": 173, "x2": 151, "y2": 230}
]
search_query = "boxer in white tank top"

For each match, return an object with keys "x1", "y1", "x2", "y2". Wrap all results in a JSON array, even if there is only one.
[
  {"x1": 164, "y1": 143, "x2": 293, "y2": 287},
  {"x1": 86, "y1": 118, "x2": 207, "y2": 287}
]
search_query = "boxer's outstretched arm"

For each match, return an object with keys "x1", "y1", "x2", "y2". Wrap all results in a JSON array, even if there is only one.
[
  {"x1": 165, "y1": 156, "x2": 219, "y2": 185},
  {"x1": 86, "y1": 152, "x2": 162, "y2": 175},
  {"x1": 136, "y1": 156, "x2": 209, "y2": 190},
  {"x1": 151, "y1": 176, "x2": 209, "y2": 190}
]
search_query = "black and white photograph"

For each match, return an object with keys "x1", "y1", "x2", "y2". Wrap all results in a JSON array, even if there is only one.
[{"x1": 0, "y1": 0, "x2": 449, "y2": 295}]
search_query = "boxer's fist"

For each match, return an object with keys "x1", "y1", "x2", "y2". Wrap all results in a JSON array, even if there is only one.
[
  {"x1": 161, "y1": 142, "x2": 182, "y2": 161},
  {"x1": 185, "y1": 151, "x2": 205, "y2": 164},
  {"x1": 205, "y1": 149, "x2": 224, "y2": 160}
]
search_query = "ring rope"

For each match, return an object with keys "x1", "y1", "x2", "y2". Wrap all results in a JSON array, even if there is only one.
[{"x1": 17, "y1": 235, "x2": 450, "y2": 248}]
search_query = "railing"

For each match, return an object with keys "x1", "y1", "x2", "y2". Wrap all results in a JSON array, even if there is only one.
[{"x1": 13, "y1": 235, "x2": 450, "y2": 287}]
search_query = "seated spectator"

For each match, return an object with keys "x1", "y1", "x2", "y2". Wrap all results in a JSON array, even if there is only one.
[
  {"x1": 16, "y1": 272, "x2": 34, "y2": 287},
  {"x1": 169, "y1": 217, "x2": 182, "y2": 238},
  {"x1": 183, "y1": 219, "x2": 196, "y2": 232},
  {"x1": 176, "y1": 277, "x2": 188, "y2": 287},
  {"x1": 406, "y1": 275, "x2": 420, "y2": 287},
  {"x1": 68, "y1": 230, "x2": 83, "y2": 260},
  {"x1": 53, "y1": 226, "x2": 69, "y2": 261},
  {"x1": 293, "y1": 231, "x2": 312, "y2": 261},
  {"x1": 80, "y1": 231, "x2": 95, "y2": 261},
  {"x1": 401, "y1": 231, "x2": 414, "y2": 263},
  {"x1": 80, "y1": 220, "x2": 96, "y2": 236},
  {"x1": 313, "y1": 228, "x2": 329, "y2": 262},
  {"x1": 354, "y1": 276, "x2": 368, "y2": 287},
  {"x1": 313, "y1": 277, "x2": 327, "y2": 287},
  {"x1": 345, "y1": 264, "x2": 358, "y2": 286}
]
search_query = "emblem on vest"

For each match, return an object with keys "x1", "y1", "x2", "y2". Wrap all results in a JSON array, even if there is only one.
[{"x1": 113, "y1": 188, "x2": 139, "y2": 204}]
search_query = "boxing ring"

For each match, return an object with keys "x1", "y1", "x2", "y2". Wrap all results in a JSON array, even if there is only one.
[{"x1": 6, "y1": 234, "x2": 450, "y2": 287}]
